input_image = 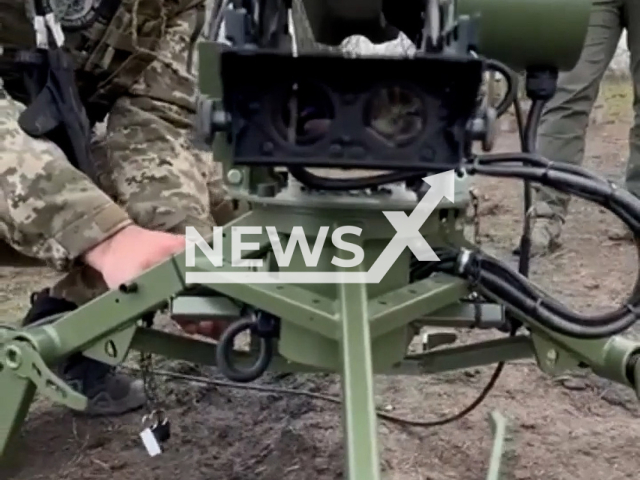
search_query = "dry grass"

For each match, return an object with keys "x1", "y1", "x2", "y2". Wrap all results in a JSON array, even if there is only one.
[{"x1": 597, "y1": 77, "x2": 634, "y2": 124}]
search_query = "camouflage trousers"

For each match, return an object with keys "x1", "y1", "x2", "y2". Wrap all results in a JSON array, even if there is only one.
[
  {"x1": 0, "y1": 94, "x2": 234, "y2": 306},
  {"x1": 534, "y1": 0, "x2": 640, "y2": 220}
]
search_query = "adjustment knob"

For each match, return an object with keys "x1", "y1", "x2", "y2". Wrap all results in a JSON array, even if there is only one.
[
  {"x1": 467, "y1": 106, "x2": 497, "y2": 152},
  {"x1": 194, "y1": 96, "x2": 231, "y2": 148}
]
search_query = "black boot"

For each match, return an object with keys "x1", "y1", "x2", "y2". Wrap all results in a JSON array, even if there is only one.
[{"x1": 23, "y1": 289, "x2": 147, "y2": 416}]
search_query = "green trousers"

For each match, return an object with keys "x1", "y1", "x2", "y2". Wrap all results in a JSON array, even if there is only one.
[{"x1": 534, "y1": 0, "x2": 640, "y2": 220}]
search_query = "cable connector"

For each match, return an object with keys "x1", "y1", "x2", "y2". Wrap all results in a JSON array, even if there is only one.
[{"x1": 525, "y1": 67, "x2": 558, "y2": 102}]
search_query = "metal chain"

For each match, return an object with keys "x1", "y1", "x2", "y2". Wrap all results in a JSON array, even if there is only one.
[
  {"x1": 469, "y1": 187, "x2": 481, "y2": 247},
  {"x1": 139, "y1": 351, "x2": 160, "y2": 411},
  {"x1": 138, "y1": 316, "x2": 161, "y2": 412}
]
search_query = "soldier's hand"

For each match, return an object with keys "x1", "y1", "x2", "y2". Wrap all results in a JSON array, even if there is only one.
[{"x1": 82, "y1": 225, "x2": 223, "y2": 338}]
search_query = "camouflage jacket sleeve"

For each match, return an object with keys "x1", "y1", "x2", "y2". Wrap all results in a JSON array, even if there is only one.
[
  {"x1": 103, "y1": 3, "x2": 229, "y2": 231},
  {"x1": 0, "y1": 94, "x2": 133, "y2": 271}
]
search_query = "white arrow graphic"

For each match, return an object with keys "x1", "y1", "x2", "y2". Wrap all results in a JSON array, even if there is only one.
[
  {"x1": 185, "y1": 170, "x2": 455, "y2": 284},
  {"x1": 363, "y1": 170, "x2": 455, "y2": 283}
]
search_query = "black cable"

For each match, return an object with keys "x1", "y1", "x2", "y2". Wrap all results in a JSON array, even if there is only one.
[
  {"x1": 459, "y1": 255, "x2": 637, "y2": 338},
  {"x1": 211, "y1": 0, "x2": 229, "y2": 39},
  {"x1": 484, "y1": 59, "x2": 519, "y2": 118},
  {"x1": 517, "y1": 99, "x2": 545, "y2": 277},
  {"x1": 513, "y1": 99, "x2": 526, "y2": 149},
  {"x1": 524, "y1": 101, "x2": 544, "y2": 152},
  {"x1": 287, "y1": 166, "x2": 424, "y2": 191},
  {"x1": 471, "y1": 153, "x2": 604, "y2": 181},
  {"x1": 456, "y1": 153, "x2": 640, "y2": 338},
  {"x1": 475, "y1": 253, "x2": 634, "y2": 325},
  {"x1": 125, "y1": 362, "x2": 509, "y2": 429},
  {"x1": 469, "y1": 158, "x2": 640, "y2": 231}
]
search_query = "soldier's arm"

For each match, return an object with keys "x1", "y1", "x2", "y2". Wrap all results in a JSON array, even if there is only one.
[
  {"x1": 102, "y1": 4, "x2": 231, "y2": 230},
  {"x1": 109, "y1": 5, "x2": 202, "y2": 142},
  {"x1": 0, "y1": 96, "x2": 133, "y2": 271}
]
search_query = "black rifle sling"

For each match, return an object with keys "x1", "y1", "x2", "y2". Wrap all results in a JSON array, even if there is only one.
[
  {"x1": 16, "y1": 1, "x2": 97, "y2": 181},
  {"x1": 17, "y1": 49, "x2": 97, "y2": 181}
]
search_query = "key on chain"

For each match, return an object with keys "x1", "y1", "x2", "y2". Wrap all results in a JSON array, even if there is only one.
[{"x1": 140, "y1": 410, "x2": 171, "y2": 457}]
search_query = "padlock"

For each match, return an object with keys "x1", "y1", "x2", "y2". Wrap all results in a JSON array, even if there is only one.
[
  {"x1": 151, "y1": 418, "x2": 171, "y2": 443},
  {"x1": 140, "y1": 410, "x2": 171, "y2": 457},
  {"x1": 140, "y1": 427, "x2": 162, "y2": 457}
]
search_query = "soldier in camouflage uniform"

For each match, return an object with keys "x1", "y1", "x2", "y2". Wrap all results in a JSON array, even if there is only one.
[
  {"x1": 0, "y1": 0, "x2": 234, "y2": 416},
  {"x1": 522, "y1": 0, "x2": 640, "y2": 256}
]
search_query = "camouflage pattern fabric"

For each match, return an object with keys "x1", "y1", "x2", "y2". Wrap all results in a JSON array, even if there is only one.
[
  {"x1": 0, "y1": 0, "x2": 409, "y2": 304},
  {"x1": 0, "y1": 3, "x2": 233, "y2": 305},
  {"x1": 0, "y1": 96, "x2": 133, "y2": 271}
]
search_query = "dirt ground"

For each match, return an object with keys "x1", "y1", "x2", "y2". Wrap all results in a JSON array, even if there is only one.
[{"x1": 2, "y1": 79, "x2": 640, "y2": 480}]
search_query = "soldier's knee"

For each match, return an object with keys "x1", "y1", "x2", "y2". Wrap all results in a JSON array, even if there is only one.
[{"x1": 50, "y1": 267, "x2": 108, "y2": 306}]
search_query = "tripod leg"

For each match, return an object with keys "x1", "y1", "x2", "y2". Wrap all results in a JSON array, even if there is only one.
[
  {"x1": 0, "y1": 369, "x2": 35, "y2": 467},
  {"x1": 338, "y1": 279, "x2": 380, "y2": 480}
]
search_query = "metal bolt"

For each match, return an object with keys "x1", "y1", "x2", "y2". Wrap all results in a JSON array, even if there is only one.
[
  {"x1": 5, "y1": 346, "x2": 22, "y2": 369},
  {"x1": 227, "y1": 169, "x2": 243, "y2": 185},
  {"x1": 546, "y1": 349, "x2": 558, "y2": 364},
  {"x1": 119, "y1": 283, "x2": 138, "y2": 294}
]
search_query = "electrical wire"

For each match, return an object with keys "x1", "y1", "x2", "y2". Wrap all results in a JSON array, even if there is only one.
[
  {"x1": 208, "y1": 0, "x2": 231, "y2": 41},
  {"x1": 438, "y1": 152, "x2": 640, "y2": 338},
  {"x1": 287, "y1": 167, "x2": 423, "y2": 191},
  {"x1": 123, "y1": 362, "x2": 506, "y2": 429},
  {"x1": 516, "y1": 98, "x2": 545, "y2": 278},
  {"x1": 484, "y1": 59, "x2": 518, "y2": 118}
]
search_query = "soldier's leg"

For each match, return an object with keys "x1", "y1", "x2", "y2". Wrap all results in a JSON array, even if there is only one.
[
  {"x1": 22, "y1": 137, "x2": 148, "y2": 417},
  {"x1": 26, "y1": 109, "x2": 233, "y2": 415},
  {"x1": 599, "y1": 6, "x2": 640, "y2": 241},
  {"x1": 22, "y1": 0, "x2": 236, "y2": 415},
  {"x1": 623, "y1": 3, "x2": 640, "y2": 202},
  {"x1": 523, "y1": 0, "x2": 623, "y2": 255},
  {"x1": 0, "y1": 93, "x2": 147, "y2": 416}
]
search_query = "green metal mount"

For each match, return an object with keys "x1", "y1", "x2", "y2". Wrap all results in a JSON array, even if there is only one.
[
  {"x1": 486, "y1": 411, "x2": 509, "y2": 480},
  {"x1": 1, "y1": 187, "x2": 640, "y2": 478}
]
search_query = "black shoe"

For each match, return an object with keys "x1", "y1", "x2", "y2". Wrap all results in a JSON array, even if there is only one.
[{"x1": 23, "y1": 289, "x2": 147, "y2": 416}]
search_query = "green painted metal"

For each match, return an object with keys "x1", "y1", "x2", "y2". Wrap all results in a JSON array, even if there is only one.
[
  {"x1": 457, "y1": 0, "x2": 592, "y2": 71},
  {"x1": 1, "y1": 191, "x2": 638, "y2": 474},
  {"x1": 0, "y1": 367, "x2": 36, "y2": 465},
  {"x1": 486, "y1": 411, "x2": 508, "y2": 480},
  {"x1": 337, "y1": 251, "x2": 380, "y2": 480},
  {"x1": 197, "y1": 41, "x2": 222, "y2": 97}
]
